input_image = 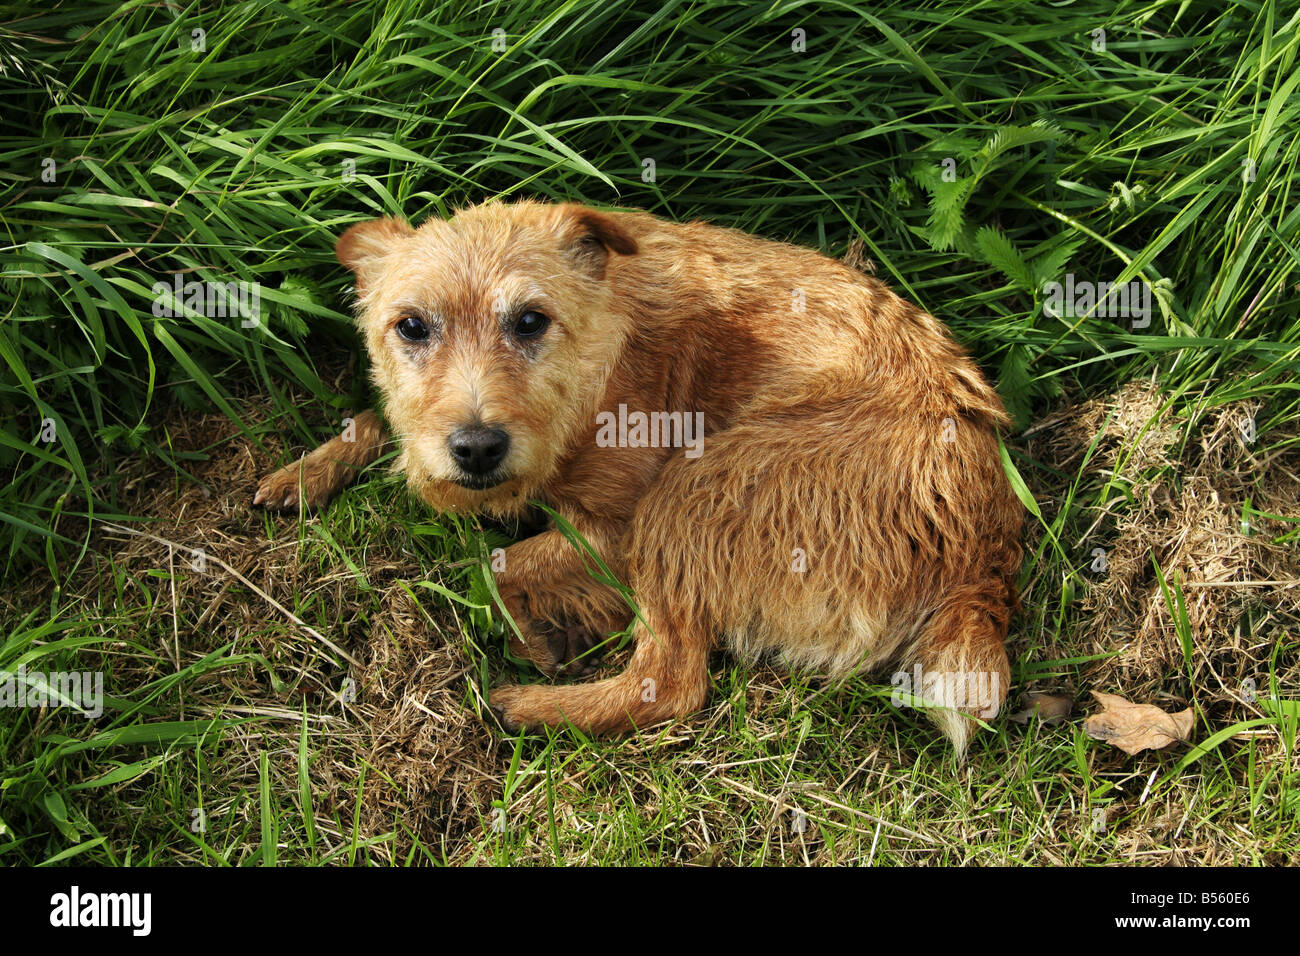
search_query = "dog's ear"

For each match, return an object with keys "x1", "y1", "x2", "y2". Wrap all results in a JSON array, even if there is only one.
[
  {"x1": 559, "y1": 205, "x2": 638, "y2": 279},
  {"x1": 336, "y1": 217, "x2": 414, "y2": 291}
]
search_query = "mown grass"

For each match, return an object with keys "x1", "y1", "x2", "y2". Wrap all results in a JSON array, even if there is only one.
[{"x1": 1, "y1": 0, "x2": 1297, "y2": 865}]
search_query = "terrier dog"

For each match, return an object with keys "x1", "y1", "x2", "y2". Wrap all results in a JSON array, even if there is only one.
[{"x1": 255, "y1": 200, "x2": 1023, "y2": 754}]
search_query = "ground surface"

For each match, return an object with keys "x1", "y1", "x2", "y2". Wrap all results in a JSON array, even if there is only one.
[{"x1": 4, "y1": 376, "x2": 1295, "y2": 865}]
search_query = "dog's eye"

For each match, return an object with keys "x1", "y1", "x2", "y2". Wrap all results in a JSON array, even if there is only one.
[
  {"x1": 512, "y1": 311, "x2": 550, "y2": 339},
  {"x1": 395, "y1": 315, "x2": 430, "y2": 342}
]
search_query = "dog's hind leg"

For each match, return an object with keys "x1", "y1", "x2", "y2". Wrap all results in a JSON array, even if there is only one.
[
  {"x1": 489, "y1": 603, "x2": 711, "y2": 734},
  {"x1": 255, "y1": 408, "x2": 390, "y2": 510},
  {"x1": 489, "y1": 457, "x2": 718, "y2": 732}
]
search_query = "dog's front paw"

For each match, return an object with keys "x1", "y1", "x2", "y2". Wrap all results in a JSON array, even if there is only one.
[
  {"x1": 497, "y1": 584, "x2": 606, "y2": 677},
  {"x1": 504, "y1": 619, "x2": 608, "y2": 678},
  {"x1": 542, "y1": 621, "x2": 607, "y2": 677},
  {"x1": 488, "y1": 684, "x2": 533, "y2": 733},
  {"x1": 254, "y1": 458, "x2": 331, "y2": 510}
]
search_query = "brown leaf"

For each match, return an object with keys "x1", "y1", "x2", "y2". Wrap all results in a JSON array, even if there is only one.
[
  {"x1": 1009, "y1": 692, "x2": 1073, "y2": 725},
  {"x1": 1084, "y1": 691, "x2": 1193, "y2": 755}
]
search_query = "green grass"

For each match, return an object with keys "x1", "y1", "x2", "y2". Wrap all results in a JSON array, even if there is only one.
[{"x1": 1, "y1": 0, "x2": 1298, "y2": 865}]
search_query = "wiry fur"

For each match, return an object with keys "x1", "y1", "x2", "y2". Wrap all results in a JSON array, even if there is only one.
[{"x1": 256, "y1": 200, "x2": 1024, "y2": 756}]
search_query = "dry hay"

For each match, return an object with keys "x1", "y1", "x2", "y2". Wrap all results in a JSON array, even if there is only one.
[
  {"x1": 1024, "y1": 378, "x2": 1299, "y2": 737},
  {"x1": 8, "y1": 393, "x2": 505, "y2": 863}
]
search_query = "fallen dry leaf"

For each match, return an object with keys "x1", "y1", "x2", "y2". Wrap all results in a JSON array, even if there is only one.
[
  {"x1": 1084, "y1": 691, "x2": 1194, "y2": 755},
  {"x1": 1009, "y1": 692, "x2": 1073, "y2": 725}
]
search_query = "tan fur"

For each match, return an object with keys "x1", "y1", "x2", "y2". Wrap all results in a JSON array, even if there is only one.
[
  {"x1": 254, "y1": 408, "x2": 390, "y2": 509},
  {"x1": 256, "y1": 200, "x2": 1024, "y2": 755}
]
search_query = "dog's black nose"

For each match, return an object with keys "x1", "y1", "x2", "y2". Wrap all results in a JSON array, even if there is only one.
[{"x1": 448, "y1": 426, "x2": 510, "y2": 476}]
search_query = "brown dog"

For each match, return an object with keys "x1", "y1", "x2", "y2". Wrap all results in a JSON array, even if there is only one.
[{"x1": 255, "y1": 200, "x2": 1023, "y2": 754}]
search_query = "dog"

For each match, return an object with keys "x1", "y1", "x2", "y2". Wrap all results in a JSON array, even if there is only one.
[{"x1": 255, "y1": 200, "x2": 1024, "y2": 754}]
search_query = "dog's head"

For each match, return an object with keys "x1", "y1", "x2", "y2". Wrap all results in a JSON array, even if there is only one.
[{"x1": 336, "y1": 200, "x2": 638, "y2": 514}]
